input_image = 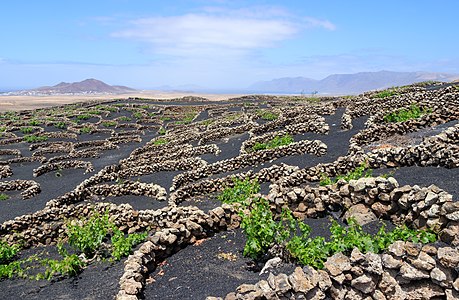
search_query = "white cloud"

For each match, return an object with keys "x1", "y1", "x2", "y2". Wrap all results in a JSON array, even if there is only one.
[{"x1": 111, "y1": 7, "x2": 335, "y2": 58}]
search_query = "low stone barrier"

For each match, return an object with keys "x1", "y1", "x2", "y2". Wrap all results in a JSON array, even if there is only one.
[
  {"x1": 0, "y1": 179, "x2": 41, "y2": 199},
  {"x1": 172, "y1": 139, "x2": 327, "y2": 190},
  {"x1": 87, "y1": 180, "x2": 167, "y2": 201},
  {"x1": 33, "y1": 160, "x2": 94, "y2": 177},
  {"x1": 215, "y1": 243, "x2": 459, "y2": 300}
]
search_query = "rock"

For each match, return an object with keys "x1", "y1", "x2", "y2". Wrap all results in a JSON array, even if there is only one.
[
  {"x1": 344, "y1": 288, "x2": 365, "y2": 300},
  {"x1": 399, "y1": 262, "x2": 430, "y2": 280},
  {"x1": 371, "y1": 202, "x2": 392, "y2": 217},
  {"x1": 236, "y1": 284, "x2": 256, "y2": 294},
  {"x1": 365, "y1": 252, "x2": 383, "y2": 275},
  {"x1": 411, "y1": 251, "x2": 436, "y2": 271},
  {"x1": 121, "y1": 279, "x2": 142, "y2": 295},
  {"x1": 349, "y1": 179, "x2": 366, "y2": 192},
  {"x1": 441, "y1": 202, "x2": 459, "y2": 215},
  {"x1": 317, "y1": 270, "x2": 332, "y2": 290},
  {"x1": 350, "y1": 248, "x2": 365, "y2": 263},
  {"x1": 259, "y1": 257, "x2": 282, "y2": 275},
  {"x1": 288, "y1": 267, "x2": 316, "y2": 293},
  {"x1": 403, "y1": 281, "x2": 445, "y2": 299},
  {"x1": 343, "y1": 204, "x2": 377, "y2": 225},
  {"x1": 446, "y1": 289, "x2": 459, "y2": 300},
  {"x1": 332, "y1": 273, "x2": 346, "y2": 285},
  {"x1": 373, "y1": 290, "x2": 387, "y2": 300},
  {"x1": 305, "y1": 287, "x2": 327, "y2": 300},
  {"x1": 351, "y1": 274, "x2": 376, "y2": 294},
  {"x1": 404, "y1": 242, "x2": 421, "y2": 257},
  {"x1": 378, "y1": 271, "x2": 405, "y2": 300},
  {"x1": 139, "y1": 241, "x2": 155, "y2": 254},
  {"x1": 382, "y1": 254, "x2": 402, "y2": 269},
  {"x1": 388, "y1": 241, "x2": 406, "y2": 257},
  {"x1": 224, "y1": 292, "x2": 237, "y2": 300},
  {"x1": 116, "y1": 291, "x2": 138, "y2": 300},
  {"x1": 267, "y1": 273, "x2": 291, "y2": 294},
  {"x1": 437, "y1": 247, "x2": 459, "y2": 268},
  {"x1": 324, "y1": 253, "x2": 351, "y2": 276},
  {"x1": 424, "y1": 191, "x2": 439, "y2": 206},
  {"x1": 454, "y1": 278, "x2": 459, "y2": 292},
  {"x1": 430, "y1": 267, "x2": 447, "y2": 283},
  {"x1": 330, "y1": 284, "x2": 348, "y2": 300},
  {"x1": 287, "y1": 191, "x2": 297, "y2": 201},
  {"x1": 439, "y1": 225, "x2": 459, "y2": 245},
  {"x1": 255, "y1": 280, "x2": 275, "y2": 299}
]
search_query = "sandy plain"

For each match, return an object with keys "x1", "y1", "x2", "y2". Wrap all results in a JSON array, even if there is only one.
[{"x1": 0, "y1": 91, "x2": 244, "y2": 112}]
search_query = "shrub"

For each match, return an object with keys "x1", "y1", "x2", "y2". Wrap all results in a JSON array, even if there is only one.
[
  {"x1": 0, "y1": 241, "x2": 20, "y2": 264},
  {"x1": 240, "y1": 199, "x2": 437, "y2": 268},
  {"x1": 218, "y1": 178, "x2": 260, "y2": 205},
  {"x1": 257, "y1": 110, "x2": 278, "y2": 121},
  {"x1": 79, "y1": 126, "x2": 92, "y2": 134},
  {"x1": 101, "y1": 121, "x2": 117, "y2": 127},
  {"x1": 76, "y1": 114, "x2": 92, "y2": 120},
  {"x1": 66, "y1": 211, "x2": 111, "y2": 258},
  {"x1": 287, "y1": 218, "x2": 436, "y2": 269},
  {"x1": 0, "y1": 193, "x2": 9, "y2": 201},
  {"x1": 383, "y1": 104, "x2": 431, "y2": 123},
  {"x1": 111, "y1": 228, "x2": 147, "y2": 261},
  {"x1": 252, "y1": 134, "x2": 294, "y2": 152},
  {"x1": 153, "y1": 138, "x2": 168, "y2": 145},
  {"x1": 118, "y1": 116, "x2": 131, "y2": 122},
  {"x1": 28, "y1": 119, "x2": 40, "y2": 126},
  {"x1": 375, "y1": 89, "x2": 397, "y2": 98},
  {"x1": 38, "y1": 244, "x2": 85, "y2": 279},
  {"x1": 158, "y1": 127, "x2": 166, "y2": 135},
  {"x1": 132, "y1": 112, "x2": 143, "y2": 119},
  {"x1": 320, "y1": 162, "x2": 372, "y2": 186},
  {"x1": 23, "y1": 135, "x2": 48, "y2": 143},
  {"x1": 87, "y1": 110, "x2": 102, "y2": 115},
  {"x1": 240, "y1": 198, "x2": 279, "y2": 259},
  {"x1": 54, "y1": 121, "x2": 67, "y2": 129},
  {"x1": 20, "y1": 127, "x2": 34, "y2": 134}
]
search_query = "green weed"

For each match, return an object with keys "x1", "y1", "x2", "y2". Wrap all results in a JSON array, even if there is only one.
[
  {"x1": 158, "y1": 127, "x2": 166, "y2": 135},
  {"x1": 218, "y1": 178, "x2": 260, "y2": 205},
  {"x1": 320, "y1": 162, "x2": 372, "y2": 186},
  {"x1": 257, "y1": 110, "x2": 278, "y2": 121},
  {"x1": 252, "y1": 134, "x2": 294, "y2": 152},
  {"x1": 79, "y1": 126, "x2": 92, "y2": 134},
  {"x1": 383, "y1": 104, "x2": 431, "y2": 123},
  {"x1": 23, "y1": 135, "x2": 48, "y2": 143},
  {"x1": 101, "y1": 121, "x2": 117, "y2": 127},
  {"x1": 153, "y1": 138, "x2": 168, "y2": 145},
  {"x1": 20, "y1": 127, "x2": 34, "y2": 134}
]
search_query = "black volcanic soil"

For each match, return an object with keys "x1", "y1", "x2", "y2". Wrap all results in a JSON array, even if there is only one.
[{"x1": 0, "y1": 97, "x2": 457, "y2": 300}]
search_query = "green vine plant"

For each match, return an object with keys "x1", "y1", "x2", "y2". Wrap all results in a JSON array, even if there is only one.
[
  {"x1": 239, "y1": 198, "x2": 437, "y2": 269},
  {"x1": 383, "y1": 104, "x2": 431, "y2": 123},
  {"x1": 320, "y1": 161, "x2": 373, "y2": 186},
  {"x1": 217, "y1": 177, "x2": 260, "y2": 205},
  {"x1": 0, "y1": 211, "x2": 147, "y2": 280},
  {"x1": 251, "y1": 134, "x2": 294, "y2": 152}
]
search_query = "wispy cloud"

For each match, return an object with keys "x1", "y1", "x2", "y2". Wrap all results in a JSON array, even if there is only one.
[{"x1": 111, "y1": 7, "x2": 335, "y2": 58}]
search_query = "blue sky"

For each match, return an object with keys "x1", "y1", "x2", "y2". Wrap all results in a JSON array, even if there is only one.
[{"x1": 1, "y1": 0, "x2": 458, "y2": 90}]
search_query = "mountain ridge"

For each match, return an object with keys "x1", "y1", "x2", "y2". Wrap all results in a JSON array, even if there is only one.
[
  {"x1": 5, "y1": 79, "x2": 137, "y2": 96},
  {"x1": 249, "y1": 71, "x2": 459, "y2": 94}
]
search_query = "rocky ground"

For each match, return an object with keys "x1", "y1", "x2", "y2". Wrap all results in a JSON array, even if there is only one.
[{"x1": 0, "y1": 82, "x2": 458, "y2": 299}]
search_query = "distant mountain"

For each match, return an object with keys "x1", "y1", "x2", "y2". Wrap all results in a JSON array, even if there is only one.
[
  {"x1": 249, "y1": 71, "x2": 459, "y2": 94},
  {"x1": 15, "y1": 79, "x2": 136, "y2": 95}
]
